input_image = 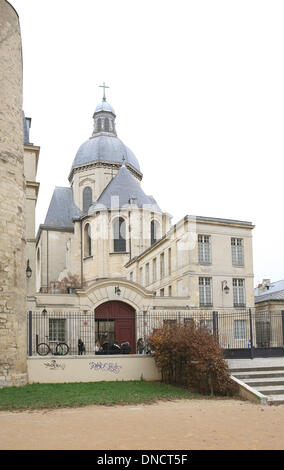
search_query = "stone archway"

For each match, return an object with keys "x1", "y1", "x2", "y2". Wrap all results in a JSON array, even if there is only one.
[{"x1": 95, "y1": 301, "x2": 136, "y2": 354}]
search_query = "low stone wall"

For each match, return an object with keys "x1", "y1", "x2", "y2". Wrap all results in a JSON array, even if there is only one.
[{"x1": 27, "y1": 355, "x2": 161, "y2": 383}]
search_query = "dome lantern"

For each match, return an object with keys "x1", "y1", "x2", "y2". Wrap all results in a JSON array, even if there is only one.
[{"x1": 92, "y1": 82, "x2": 117, "y2": 136}]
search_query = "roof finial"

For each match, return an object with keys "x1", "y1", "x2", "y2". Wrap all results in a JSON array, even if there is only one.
[{"x1": 99, "y1": 82, "x2": 110, "y2": 102}]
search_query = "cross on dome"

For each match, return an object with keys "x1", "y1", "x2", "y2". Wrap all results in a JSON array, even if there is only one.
[{"x1": 99, "y1": 82, "x2": 110, "y2": 102}]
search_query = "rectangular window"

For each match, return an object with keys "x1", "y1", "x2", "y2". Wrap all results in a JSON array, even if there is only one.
[
  {"x1": 160, "y1": 253, "x2": 165, "y2": 279},
  {"x1": 160, "y1": 288, "x2": 165, "y2": 297},
  {"x1": 177, "y1": 279, "x2": 183, "y2": 296},
  {"x1": 168, "y1": 285, "x2": 172, "y2": 296},
  {"x1": 139, "y1": 267, "x2": 143, "y2": 286},
  {"x1": 231, "y1": 238, "x2": 244, "y2": 266},
  {"x1": 145, "y1": 263, "x2": 150, "y2": 286},
  {"x1": 199, "y1": 277, "x2": 212, "y2": 307},
  {"x1": 168, "y1": 248, "x2": 172, "y2": 275},
  {"x1": 153, "y1": 258, "x2": 157, "y2": 282},
  {"x1": 49, "y1": 319, "x2": 66, "y2": 342},
  {"x1": 234, "y1": 319, "x2": 247, "y2": 340},
  {"x1": 163, "y1": 319, "x2": 177, "y2": 328},
  {"x1": 200, "y1": 319, "x2": 213, "y2": 334},
  {"x1": 198, "y1": 235, "x2": 211, "y2": 264},
  {"x1": 233, "y1": 278, "x2": 245, "y2": 307},
  {"x1": 177, "y1": 240, "x2": 183, "y2": 269}
]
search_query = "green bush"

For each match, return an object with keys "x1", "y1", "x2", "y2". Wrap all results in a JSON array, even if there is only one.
[{"x1": 148, "y1": 321, "x2": 238, "y2": 397}]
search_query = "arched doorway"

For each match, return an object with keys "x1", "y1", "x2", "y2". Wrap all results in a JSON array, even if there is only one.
[{"x1": 95, "y1": 301, "x2": 136, "y2": 354}]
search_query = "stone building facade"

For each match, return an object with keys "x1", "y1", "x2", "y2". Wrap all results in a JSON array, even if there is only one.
[{"x1": 33, "y1": 94, "x2": 255, "y2": 353}]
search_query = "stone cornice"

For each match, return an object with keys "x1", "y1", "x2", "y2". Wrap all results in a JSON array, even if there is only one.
[
  {"x1": 36, "y1": 224, "x2": 74, "y2": 246},
  {"x1": 68, "y1": 161, "x2": 143, "y2": 183}
]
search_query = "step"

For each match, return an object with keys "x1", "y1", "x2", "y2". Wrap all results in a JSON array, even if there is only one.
[
  {"x1": 254, "y1": 385, "x2": 284, "y2": 396},
  {"x1": 230, "y1": 366, "x2": 284, "y2": 373},
  {"x1": 233, "y1": 370, "x2": 284, "y2": 380},
  {"x1": 267, "y1": 395, "x2": 284, "y2": 405},
  {"x1": 242, "y1": 375, "x2": 284, "y2": 385}
]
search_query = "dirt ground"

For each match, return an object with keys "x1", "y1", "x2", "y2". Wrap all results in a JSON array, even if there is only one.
[{"x1": 1, "y1": 398, "x2": 284, "y2": 450}]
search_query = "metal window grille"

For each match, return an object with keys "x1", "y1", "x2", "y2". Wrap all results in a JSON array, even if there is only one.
[
  {"x1": 231, "y1": 238, "x2": 244, "y2": 266},
  {"x1": 199, "y1": 277, "x2": 212, "y2": 306},
  {"x1": 27, "y1": 309, "x2": 284, "y2": 358},
  {"x1": 198, "y1": 235, "x2": 211, "y2": 264}
]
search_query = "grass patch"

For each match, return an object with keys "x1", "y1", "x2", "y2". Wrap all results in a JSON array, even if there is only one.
[{"x1": 0, "y1": 381, "x2": 202, "y2": 411}]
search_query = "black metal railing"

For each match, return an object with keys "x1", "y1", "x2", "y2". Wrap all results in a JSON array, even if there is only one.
[{"x1": 27, "y1": 309, "x2": 284, "y2": 358}]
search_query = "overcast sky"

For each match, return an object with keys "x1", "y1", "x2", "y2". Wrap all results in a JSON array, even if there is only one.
[{"x1": 10, "y1": 0, "x2": 284, "y2": 286}]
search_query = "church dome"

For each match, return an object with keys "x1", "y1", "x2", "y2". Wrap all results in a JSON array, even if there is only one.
[
  {"x1": 71, "y1": 95, "x2": 141, "y2": 173},
  {"x1": 72, "y1": 135, "x2": 141, "y2": 172},
  {"x1": 94, "y1": 101, "x2": 115, "y2": 114}
]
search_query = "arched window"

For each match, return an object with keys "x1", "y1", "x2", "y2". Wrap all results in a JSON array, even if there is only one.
[
  {"x1": 113, "y1": 217, "x2": 126, "y2": 252},
  {"x1": 97, "y1": 118, "x2": 102, "y2": 132},
  {"x1": 84, "y1": 223, "x2": 92, "y2": 257},
  {"x1": 104, "y1": 118, "x2": 110, "y2": 132},
  {"x1": 83, "y1": 186, "x2": 92, "y2": 213},
  {"x1": 151, "y1": 220, "x2": 158, "y2": 245}
]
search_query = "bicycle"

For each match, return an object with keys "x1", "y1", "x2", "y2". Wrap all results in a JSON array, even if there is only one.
[{"x1": 36, "y1": 336, "x2": 69, "y2": 356}]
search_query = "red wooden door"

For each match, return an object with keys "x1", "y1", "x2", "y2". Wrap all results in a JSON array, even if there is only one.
[{"x1": 95, "y1": 301, "x2": 136, "y2": 353}]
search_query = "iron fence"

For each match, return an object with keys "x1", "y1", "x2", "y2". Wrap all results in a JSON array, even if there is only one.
[{"x1": 27, "y1": 309, "x2": 284, "y2": 358}]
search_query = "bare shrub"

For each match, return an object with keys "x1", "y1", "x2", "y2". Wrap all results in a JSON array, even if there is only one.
[{"x1": 148, "y1": 322, "x2": 238, "y2": 397}]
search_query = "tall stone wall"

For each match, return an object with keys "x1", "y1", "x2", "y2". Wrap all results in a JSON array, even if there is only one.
[{"x1": 0, "y1": 0, "x2": 27, "y2": 386}]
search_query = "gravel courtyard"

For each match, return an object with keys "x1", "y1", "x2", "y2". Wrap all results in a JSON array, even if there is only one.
[{"x1": 1, "y1": 398, "x2": 284, "y2": 450}]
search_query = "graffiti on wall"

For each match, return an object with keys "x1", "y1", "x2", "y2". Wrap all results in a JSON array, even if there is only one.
[
  {"x1": 89, "y1": 361, "x2": 122, "y2": 374},
  {"x1": 43, "y1": 359, "x2": 66, "y2": 370}
]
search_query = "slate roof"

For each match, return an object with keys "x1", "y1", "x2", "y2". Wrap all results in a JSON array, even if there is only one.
[
  {"x1": 44, "y1": 187, "x2": 82, "y2": 228},
  {"x1": 90, "y1": 165, "x2": 161, "y2": 212},
  {"x1": 255, "y1": 279, "x2": 284, "y2": 303},
  {"x1": 94, "y1": 101, "x2": 115, "y2": 115},
  {"x1": 72, "y1": 135, "x2": 141, "y2": 173}
]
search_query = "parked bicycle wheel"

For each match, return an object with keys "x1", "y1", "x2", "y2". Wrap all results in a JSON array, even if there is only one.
[
  {"x1": 56, "y1": 342, "x2": 69, "y2": 356},
  {"x1": 37, "y1": 343, "x2": 50, "y2": 356}
]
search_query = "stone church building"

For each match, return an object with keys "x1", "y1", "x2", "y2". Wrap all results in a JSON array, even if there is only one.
[
  {"x1": 32, "y1": 92, "x2": 255, "y2": 353},
  {"x1": 0, "y1": 1, "x2": 256, "y2": 381}
]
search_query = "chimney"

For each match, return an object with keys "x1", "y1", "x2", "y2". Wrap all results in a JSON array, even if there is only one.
[{"x1": 258, "y1": 279, "x2": 271, "y2": 295}]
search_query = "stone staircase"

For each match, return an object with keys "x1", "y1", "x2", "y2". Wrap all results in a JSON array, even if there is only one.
[{"x1": 230, "y1": 365, "x2": 284, "y2": 405}]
